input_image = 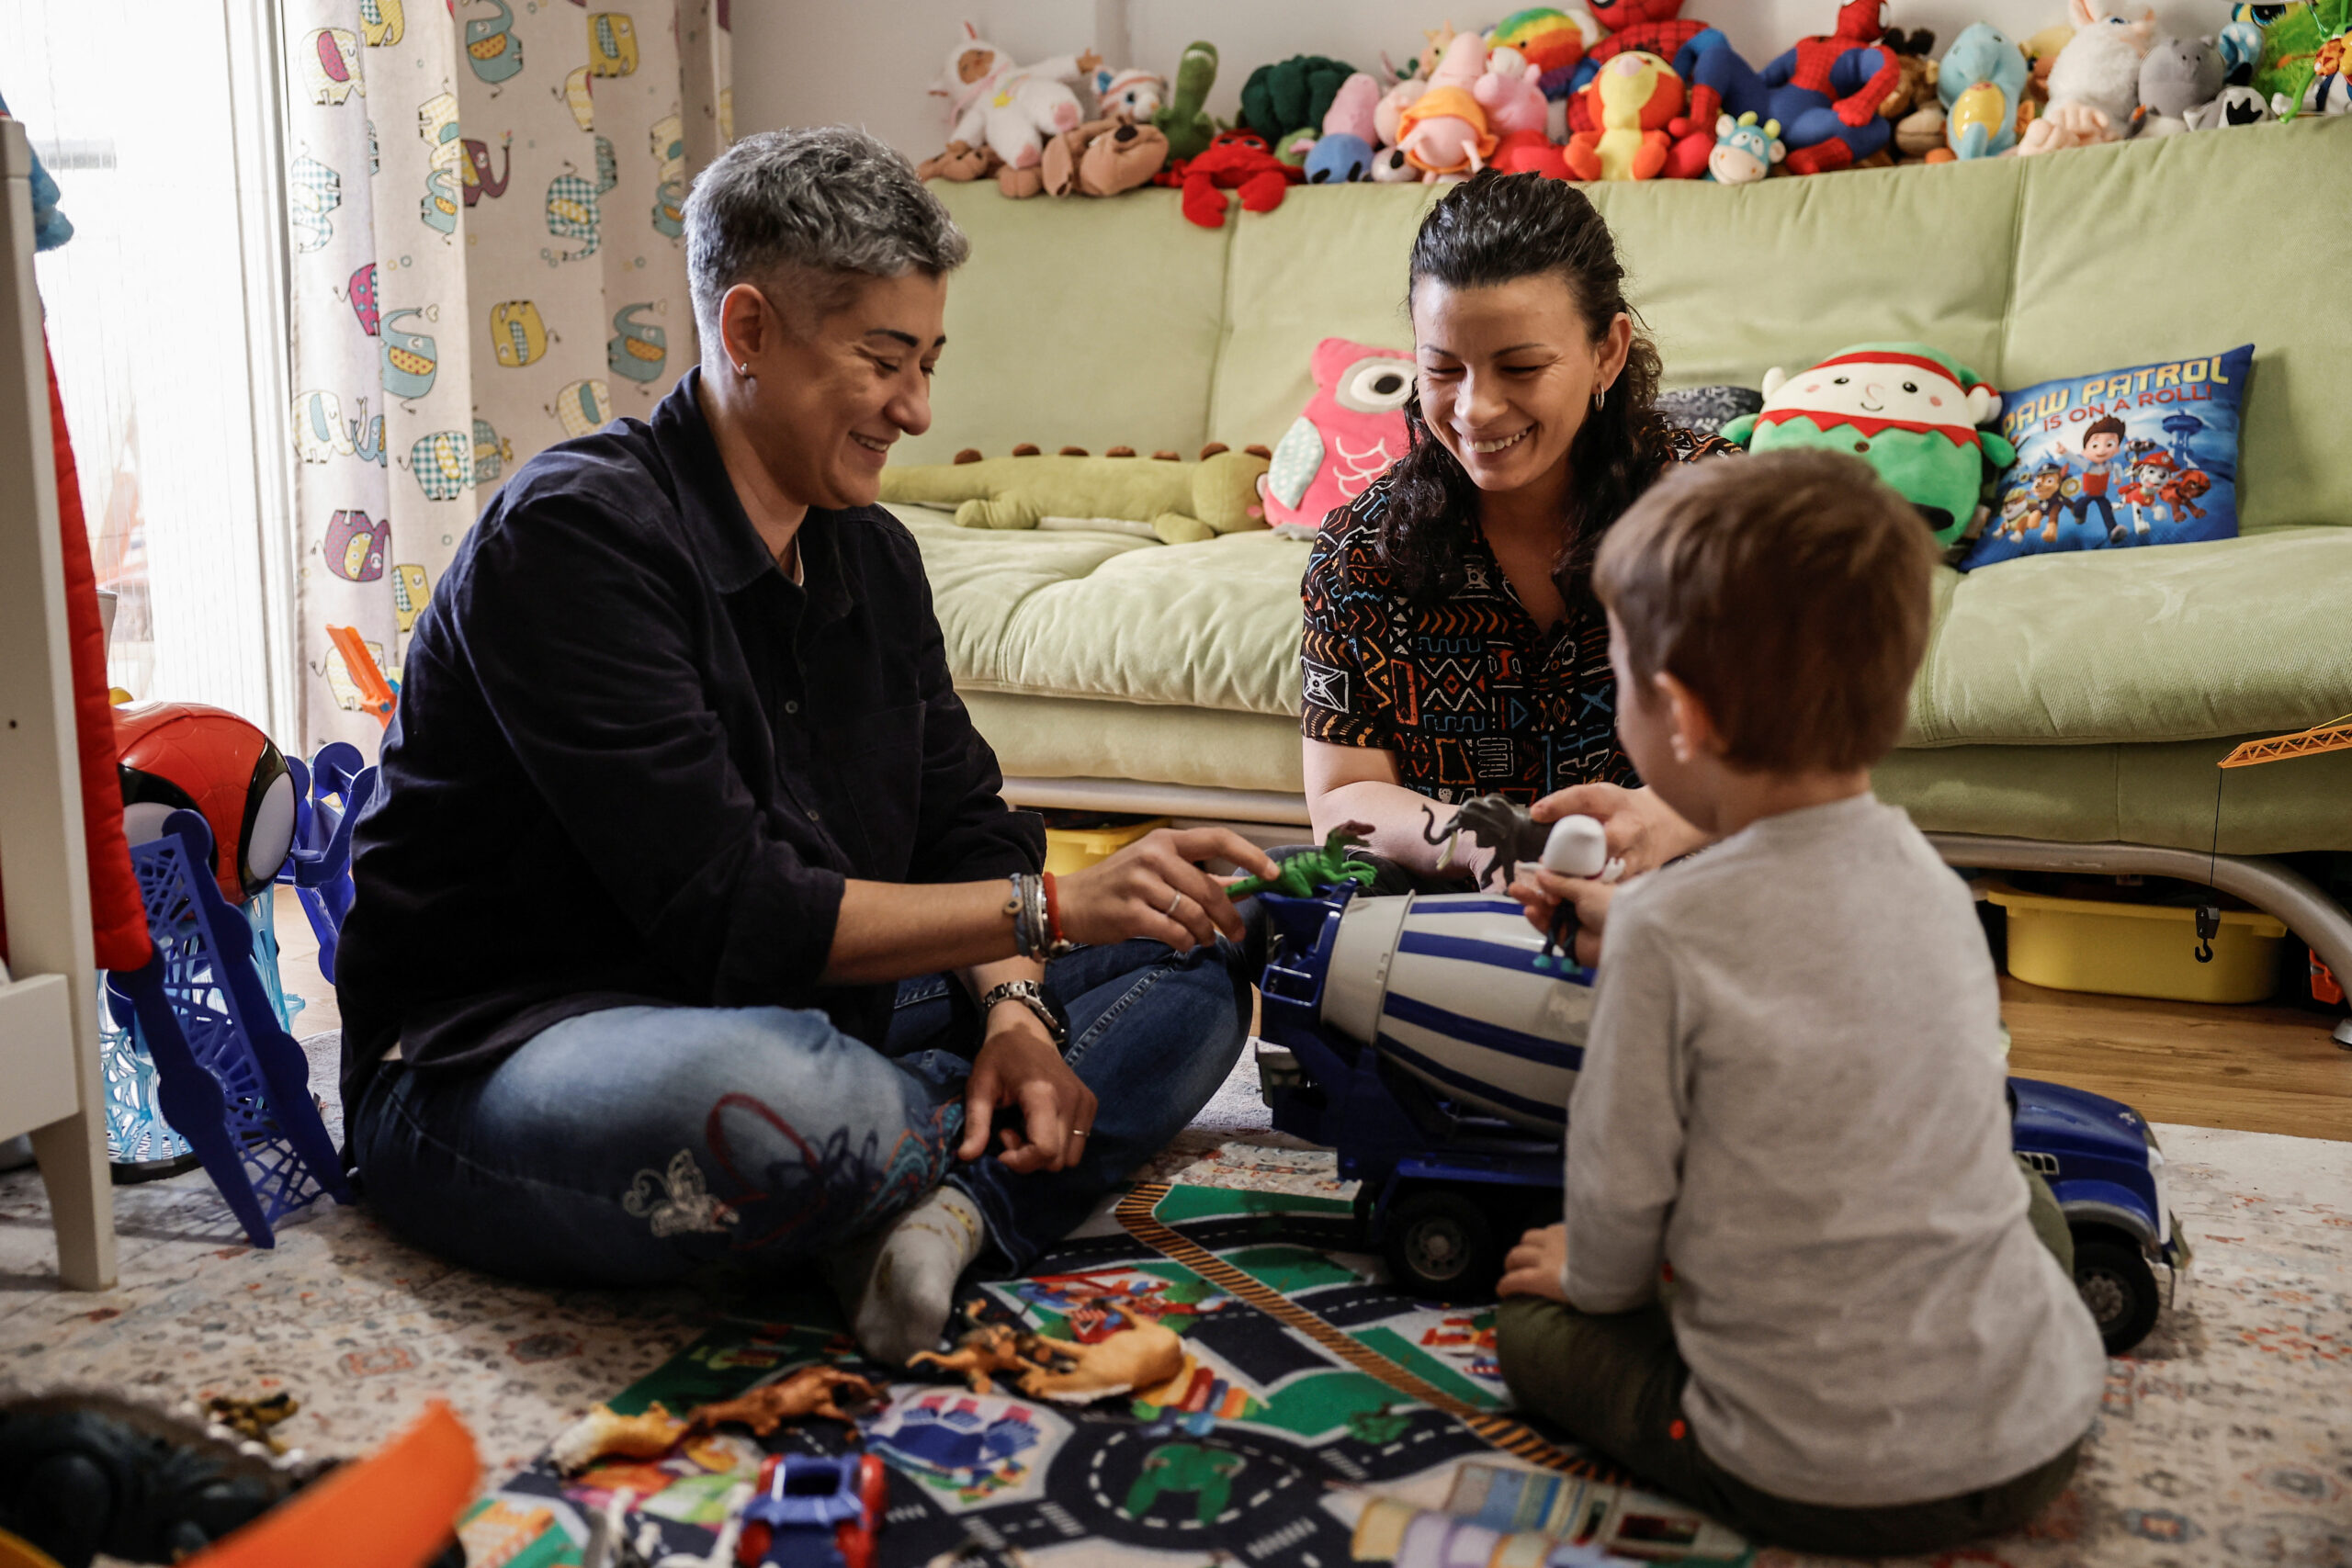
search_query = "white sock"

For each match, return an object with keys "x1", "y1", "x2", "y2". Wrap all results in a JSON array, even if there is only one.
[{"x1": 826, "y1": 1184, "x2": 985, "y2": 1367}]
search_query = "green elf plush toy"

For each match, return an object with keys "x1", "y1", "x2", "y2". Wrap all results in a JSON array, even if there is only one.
[{"x1": 1720, "y1": 343, "x2": 2016, "y2": 547}]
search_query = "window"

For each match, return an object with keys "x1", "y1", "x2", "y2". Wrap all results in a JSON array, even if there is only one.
[{"x1": 3, "y1": 0, "x2": 298, "y2": 739}]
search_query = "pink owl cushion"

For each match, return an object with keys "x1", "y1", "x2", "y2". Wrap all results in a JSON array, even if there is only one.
[{"x1": 1260, "y1": 337, "x2": 1416, "y2": 539}]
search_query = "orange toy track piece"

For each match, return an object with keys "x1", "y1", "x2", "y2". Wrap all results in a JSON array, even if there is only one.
[
  {"x1": 326, "y1": 623, "x2": 397, "y2": 728},
  {"x1": 2218, "y1": 715, "x2": 2352, "y2": 769},
  {"x1": 182, "y1": 1399, "x2": 479, "y2": 1568}
]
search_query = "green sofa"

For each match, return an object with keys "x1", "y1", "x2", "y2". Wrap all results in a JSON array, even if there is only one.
[{"x1": 889, "y1": 118, "x2": 2352, "y2": 994}]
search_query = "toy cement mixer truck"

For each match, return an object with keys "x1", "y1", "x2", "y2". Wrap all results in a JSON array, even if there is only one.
[{"x1": 1244, "y1": 816, "x2": 2189, "y2": 1354}]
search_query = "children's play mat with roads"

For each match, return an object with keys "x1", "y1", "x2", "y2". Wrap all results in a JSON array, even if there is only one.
[{"x1": 457, "y1": 1182, "x2": 1752, "y2": 1567}]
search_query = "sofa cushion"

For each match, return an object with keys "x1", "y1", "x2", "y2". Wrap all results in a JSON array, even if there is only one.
[
  {"x1": 1958, "y1": 344, "x2": 2255, "y2": 570},
  {"x1": 2001, "y1": 118, "x2": 2352, "y2": 535},
  {"x1": 897, "y1": 507, "x2": 1311, "y2": 715},
  {"x1": 1209, "y1": 153, "x2": 2028, "y2": 455},
  {"x1": 910, "y1": 503, "x2": 2352, "y2": 750},
  {"x1": 962, "y1": 691, "x2": 1306, "y2": 794},
  {"x1": 899, "y1": 183, "x2": 1234, "y2": 467},
  {"x1": 1917, "y1": 525, "x2": 2352, "y2": 747},
  {"x1": 959, "y1": 688, "x2": 2352, "y2": 855}
]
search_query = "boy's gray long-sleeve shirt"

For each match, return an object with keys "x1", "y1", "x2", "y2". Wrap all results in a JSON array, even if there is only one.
[{"x1": 1564, "y1": 793, "x2": 2105, "y2": 1507}]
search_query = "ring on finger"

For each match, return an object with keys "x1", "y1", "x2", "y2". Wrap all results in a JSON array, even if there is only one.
[
  {"x1": 1164, "y1": 890, "x2": 1186, "y2": 919},
  {"x1": 1070, "y1": 1126, "x2": 1090, "y2": 1140}
]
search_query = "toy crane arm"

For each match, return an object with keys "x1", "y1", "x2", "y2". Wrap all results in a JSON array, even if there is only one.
[{"x1": 2220, "y1": 715, "x2": 2352, "y2": 768}]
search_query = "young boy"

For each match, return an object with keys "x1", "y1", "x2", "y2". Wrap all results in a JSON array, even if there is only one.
[{"x1": 1498, "y1": 449, "x2": 2103, "y2": 1557}]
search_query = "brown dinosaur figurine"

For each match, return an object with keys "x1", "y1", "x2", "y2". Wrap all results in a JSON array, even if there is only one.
[
  {"x1": 908, "y1": 1323, "x2": 1036, "y2": 1395},
  {"x1": 1014, "y1": 1303, "x2": 1187, "y2": 1404},
  {"x1": 684, "y1": 1365, "x2": 879, "y2": 1437}
]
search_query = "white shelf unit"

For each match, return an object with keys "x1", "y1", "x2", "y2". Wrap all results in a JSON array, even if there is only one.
[{"x1": 0, "y1": 116, "x2": 119, "y2": 1291}]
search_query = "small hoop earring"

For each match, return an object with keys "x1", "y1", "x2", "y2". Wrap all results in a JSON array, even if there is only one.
[{"x1": 1593, "y1": 385, "x2": 1608, "y2": 411}]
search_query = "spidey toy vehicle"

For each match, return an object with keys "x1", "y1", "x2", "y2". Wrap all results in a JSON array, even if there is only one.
[
  {"x1": 1251, "y1": 883, "x2": 2191, "y2": 1353},
  {"x1": 736, "y1": 1452, "x2": 888, "y2": 1568}
]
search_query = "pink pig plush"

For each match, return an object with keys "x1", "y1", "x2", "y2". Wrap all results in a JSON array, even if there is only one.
[
  {"x1": 1397, "y1": 30, "x2": 1498, "y2": 176},
  {"x1": 1324, "y1": 71, "x2": 1383, "y2": 141},
  {"x1": 1476, "y1": 45, "x2": 1551, "y2": 136},
  {"x1": 1427, "y1": 28, "x2": 1489, "y2": 94}
]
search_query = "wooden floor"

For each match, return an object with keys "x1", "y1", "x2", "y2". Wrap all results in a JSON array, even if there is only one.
[
  {"x1": 2001, "y1": 974, "x2": 2350, "y2": 1143},
  {"x1": 273, "y1": 886, "x2": 339, "y2": 1039},
  {"x1": 269, "y1": 889, "x2": 2351, "y2": 1144}
]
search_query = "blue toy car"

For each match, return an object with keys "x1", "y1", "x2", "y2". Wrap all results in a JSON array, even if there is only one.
[
  {"x1": 1252, "y1": 886, "x2": 2190, "y2": 1354},
  {"x1": 736, "y1": 1452, "x2": 888, "y2": 1568}
]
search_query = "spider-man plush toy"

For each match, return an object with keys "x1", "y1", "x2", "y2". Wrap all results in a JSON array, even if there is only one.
[
  {"x1": 1761, "y1": 0, "x2": 1905, "y2": 174},
  {"x1": 1567, "y1": 0, "x2": 1767, "y2": 141}
]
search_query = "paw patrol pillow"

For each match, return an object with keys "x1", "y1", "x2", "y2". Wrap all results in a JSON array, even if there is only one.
[{"x1": 1961, "y1": 344, "x2": 2253, "y2": 571}]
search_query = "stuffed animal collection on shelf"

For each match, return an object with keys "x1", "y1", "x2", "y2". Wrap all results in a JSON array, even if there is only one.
[{"x1": 913, "y1": 3, "x2": 2334, "y2": 216}]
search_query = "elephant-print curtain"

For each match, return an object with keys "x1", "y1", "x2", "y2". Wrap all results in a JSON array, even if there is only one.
[{"x1": 281, "y1": 0, "x2": 730, "y2": 754}]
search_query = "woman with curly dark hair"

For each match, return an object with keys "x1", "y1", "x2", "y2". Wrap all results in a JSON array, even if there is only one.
[{"x1": 1300, "y1": 169, "x2": 1736, "y2": 912}]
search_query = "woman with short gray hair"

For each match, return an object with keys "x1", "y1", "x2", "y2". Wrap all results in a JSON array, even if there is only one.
[{"x1": 335, "y1": 127, "x2": 1275, "y2": 1364}]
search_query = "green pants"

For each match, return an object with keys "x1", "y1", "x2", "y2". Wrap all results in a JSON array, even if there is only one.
[{"x1": 1494, "y1": 1166, "x2": 2083, "y2": 1558}]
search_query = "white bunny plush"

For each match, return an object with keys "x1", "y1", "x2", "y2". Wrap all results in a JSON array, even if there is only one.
[
  {"x1": 2016, "y1": 0, "x2": 2155, "y2": 153},
  {"x1": 930, "y1": 23, "x2": 1102, "y2": 171}
]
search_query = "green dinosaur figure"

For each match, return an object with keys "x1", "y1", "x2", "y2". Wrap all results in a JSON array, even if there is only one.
[
  {"x1": 1123, "y1": 1440, "x2": 1246, "y2": 1524},
  {"x1": 1154, "y1": 41, "x2": 1221, "y2": 162},
  {"x1": 1346, "y1": 1403, "x2": 1412, "y2": 1446},
  {"x1": 1225, "y1": 820, "x2": 1379, "y2": 899}
]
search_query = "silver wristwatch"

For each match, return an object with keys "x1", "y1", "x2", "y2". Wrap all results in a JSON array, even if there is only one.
[{"x1": 980, "y1": 978, "x2": 1067, "y2": 1046}]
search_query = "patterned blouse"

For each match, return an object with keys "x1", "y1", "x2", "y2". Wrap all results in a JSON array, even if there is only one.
[{"x1": 1299, "y1": 428, "x2": 1737, "y2": 806}]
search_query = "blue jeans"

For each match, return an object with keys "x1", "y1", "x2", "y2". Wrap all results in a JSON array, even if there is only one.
[{"x1": 347, "y1": 940, "x2": 1250, "y2": 1284}]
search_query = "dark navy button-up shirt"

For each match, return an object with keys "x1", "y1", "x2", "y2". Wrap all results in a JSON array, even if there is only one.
[{"x1": 336, "y1": 369, "x2": 1044, "y2": 1109}]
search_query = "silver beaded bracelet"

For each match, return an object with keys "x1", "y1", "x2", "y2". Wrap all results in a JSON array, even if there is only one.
[{"x1": 1004, "y1": 871, "x2": 1048, "y2": 959}]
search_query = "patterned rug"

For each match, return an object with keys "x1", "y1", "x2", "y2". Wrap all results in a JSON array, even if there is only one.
[
  {"x1": 1, "y1": 1040, "x2": 2346, "y2": 1566},
  {"x1": 466, "y1": 1180, "x2": 1663, "y2": 1566}
]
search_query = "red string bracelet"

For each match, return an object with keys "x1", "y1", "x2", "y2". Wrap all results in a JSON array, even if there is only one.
[{"x1": 1042, "y1": 871, "x2": 1067, "y2": 948}]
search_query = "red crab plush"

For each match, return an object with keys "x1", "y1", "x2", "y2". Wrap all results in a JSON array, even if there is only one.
[{"x1": 1158, "y1": 130, "x2": 1302, "y2": 229}]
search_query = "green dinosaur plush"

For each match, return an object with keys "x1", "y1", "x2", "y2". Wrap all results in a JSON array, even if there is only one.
[
  {"x1": 878, "y1": 447, "x2": 1271, "y2": 546},
  {"x1": 1154, "y1": 41, "x2": 1221, "y2": 161},
  {"x1": 1719, "y1": 342, "x2": 2017, "y2": 549},
  {"x1": 1225, "y1": 821, "x2": 1380, "y2": 899},
  {"x1": 1239, "y1": 54, "x2": 1358, "y2": 141}
]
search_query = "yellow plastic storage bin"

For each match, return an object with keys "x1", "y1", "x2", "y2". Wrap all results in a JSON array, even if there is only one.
[
  {"x1": 1042, "y1": 818, "x2": 1168, "y2": 876},
  {"x1": 1984, "y1": 883, "x2": 2285, "y2": 1004}
]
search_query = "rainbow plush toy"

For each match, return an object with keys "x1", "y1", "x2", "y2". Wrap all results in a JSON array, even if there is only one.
[{"x1": 1489, "y1": 7, "x2": 1596, "y2": 96}]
